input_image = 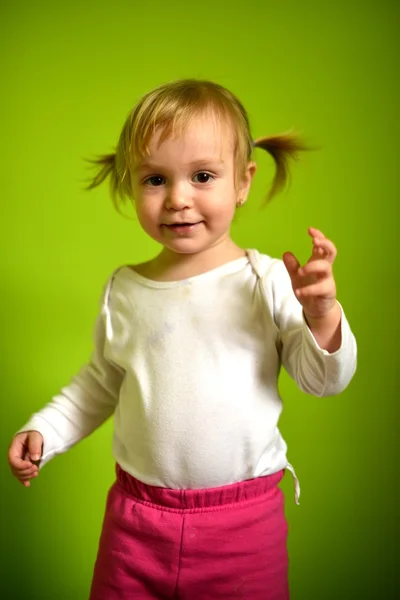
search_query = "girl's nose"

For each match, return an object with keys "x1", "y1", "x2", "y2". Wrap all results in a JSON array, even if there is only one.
[{"x1": 165, "y1": 186, "x2": 193, "y2": 210}]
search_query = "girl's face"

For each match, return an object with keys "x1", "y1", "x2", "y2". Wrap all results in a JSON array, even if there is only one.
[{"x1": 131, "y1": 114, "x2": 256, "y2": 259}]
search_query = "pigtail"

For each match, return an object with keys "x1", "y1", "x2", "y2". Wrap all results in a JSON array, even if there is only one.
[
  {"x1": 85, "y1": 152, "x2": 128, "y2": 212},
  {"x1": 253, "y1": 132, "x2": 309, "y2": 202}
]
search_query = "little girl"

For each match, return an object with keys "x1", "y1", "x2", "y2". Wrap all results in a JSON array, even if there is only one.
[{"x1": 9, "y1": 79, "x2": 357, "y2": 600}]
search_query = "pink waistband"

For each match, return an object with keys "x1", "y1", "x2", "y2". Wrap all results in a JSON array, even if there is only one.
[{"x1": 116, "y1": 464, "x2": 284, "y2": 512}]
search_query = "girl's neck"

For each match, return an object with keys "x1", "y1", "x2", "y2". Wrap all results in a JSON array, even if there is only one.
[{"x1": 138, "y1": 239, "x2": 246, "y2": 282}]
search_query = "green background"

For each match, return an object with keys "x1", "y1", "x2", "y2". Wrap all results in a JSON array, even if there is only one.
[{"x1": 1, "y1": 1, "x2": 398, "y2": 598}]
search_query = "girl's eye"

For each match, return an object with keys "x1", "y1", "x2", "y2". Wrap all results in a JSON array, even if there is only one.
[
  {"x1": 193, "y1": 172, "x2": 214, "y2": 184},
  {"x1": 144, "y1": 175, "x2": 165, "y2": 186}
]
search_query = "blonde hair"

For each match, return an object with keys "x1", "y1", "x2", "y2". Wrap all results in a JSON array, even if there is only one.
[{"x1": 87, "y1": 79, "x2": 307, "y2": 211}]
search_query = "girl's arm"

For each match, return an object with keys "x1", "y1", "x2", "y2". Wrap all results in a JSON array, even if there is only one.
[
  {"x1": 16, "y1": 302, "x2": 123, "y2": 468},
  {"x1": 263, "y1": 259, "x2": 357, "y2": 397},
  {"x1": 278, "y1": 296, "x2": 356, "y2": 397},
  {"x1": 303, "y1": 302, "x2": 342, "y2": 354}
]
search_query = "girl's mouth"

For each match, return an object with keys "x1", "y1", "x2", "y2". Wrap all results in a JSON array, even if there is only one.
[{"x1": 164, "y1": 222, "x2": 203, "y2": 235}]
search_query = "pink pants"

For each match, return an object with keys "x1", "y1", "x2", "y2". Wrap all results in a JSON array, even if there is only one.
[{"x1": 89, "y1": 465, "x2": 289, "y2": 599}]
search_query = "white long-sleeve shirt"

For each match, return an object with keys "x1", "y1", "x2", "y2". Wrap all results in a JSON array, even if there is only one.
[{"x1": 19, "y1": 250, "x2": 357, "y2": 499}]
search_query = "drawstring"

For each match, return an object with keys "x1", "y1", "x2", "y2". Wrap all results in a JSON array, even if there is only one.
[
  {"x1": 286, "y1": 463, "x2": 301, "y2": 505},
  {"x1": 247, "y1": 250, "x2": 301, "y2": 505}
]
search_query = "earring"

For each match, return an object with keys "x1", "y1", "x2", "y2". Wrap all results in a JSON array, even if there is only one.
[{"x1": 236, "y1": 198, "x2": 245, "y2": 207}]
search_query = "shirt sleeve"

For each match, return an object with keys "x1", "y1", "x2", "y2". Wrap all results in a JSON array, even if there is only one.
[
  {"x1": 262, "y1": 258, "x2": 357, "y2": 397},
  {"x1": 16, "y1": 287, "x2": 124, "y2": 467}
]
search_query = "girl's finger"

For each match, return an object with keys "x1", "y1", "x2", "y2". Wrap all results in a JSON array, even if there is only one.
[
  {"x1": 312, "y1": 244, "x2": 325, "y2": 258},
  {"x1": 13, "y1": 466, "x2": 38, "y2": 478},
  {"x1": 282, "y1": 251, "x2": 300, "y2": 277},
  {"x1": 309, "y1": 241, "x2": 336, "y2": 265},
  {"x1": 299, "y1": 260, "x2": 332, "y2": 278},
  {"x1": 308, "y1": 227, "x2": 326, "y2": 239},
  {"x1": 9, "y1": 455, "x2": 33, "y2": 470},
  {"x1": 313, "y1": 237, "x2": 337, "y2": 259},
  {"x1": 295, "y1": 280, "x2": 336, "y2": 298},
  {"x1": 13, "y1": 461, "x2": 38, "y2": 474},
  {"x1": 18, "y1": 472, "x2": 39, "y2": 481},
  {"x1": 18, "y1": 472, "x2": 38, "y2": 482}
]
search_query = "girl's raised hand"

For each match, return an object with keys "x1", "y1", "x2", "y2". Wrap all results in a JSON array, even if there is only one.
[{"x1": 282, "y1": 228, "x2": 338, "y2": 319}]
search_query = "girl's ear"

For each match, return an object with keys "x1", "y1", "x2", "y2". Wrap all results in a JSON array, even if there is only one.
[{"x1": 237, "y1": 161, "x2": 257, "y2": 205}]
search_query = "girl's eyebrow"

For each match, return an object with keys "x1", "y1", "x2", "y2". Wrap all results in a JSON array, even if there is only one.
[
  {"x1": 189, "y1": 158, "x2": 225, "y2": 167},
  {"x1": 137, "y1": 158, "x2": 225, "y2": 172}
]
